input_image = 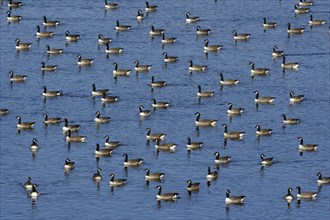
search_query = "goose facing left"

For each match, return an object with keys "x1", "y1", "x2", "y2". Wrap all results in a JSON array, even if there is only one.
[
  {"x1": 309, "y1": 15, "x2": 326, "y2": 26},
  {"x1": 195, "y1": 112, "x2": 217, "y2": 127},
  {"x1": 156, "y1": 185, "x2": 179, "y2": 201},
  {"x1": 296, "y1": 186, "x2": 317, "y2": 199},
  {"x1": 92, "y1": 84, "x2": 109, "y2": 96},
  {"x1": 109, "y1": 173, "x2": 127, "y2": 186},
  {"x1": 62, "y1": 118, "x2": 80, "y2": 132},
  {"x1": 42, "y1": 86, "x2": 61, "y2": 97},
  {"x1": 64, "y1": 158, "x2": 75, "y2": 170},
  {"x1": 145, "y1": 168, "x2": 165, "y2": 180},
  {"x1": 16, "y1": 116, "x2": 35, "y2": 129},
  {"x1": 123, "y1": 153, "x2": 143, "y2": 167},
  {"x1": 36, "y1": 25, "x2": 53, "y2": 37},
  {"x1": 254, "y1": 91, "x2": 275, "y2": 104},
  {"x1": 43, "y1": 16, "x2": 60, "y2": 26},
  {"x1": 8, "y1": 0, "x2": 23, "y2": 8},
  {"x1": 151, "y1": 98, "x2": 169, "y2": 108},
  {"x1": 186, "y1": 180, "x2": 200, "y2": 192},
  {"x1": 65, "y1": 130, "x2": 86, "y2": 143},
  {"x1": 115, "y1": 20, "x2": 131, "y2": 31},
  {"x1": 214, "y1": 152, "x2": 231, "y2": 164},
  {"x1": 139, "y1": 105, "x2": 151, "y2": 117},
  {"x1": 94, "y1": 111, "x2": 110, "y2": 123},
  {"x1": 255, "y1": 125, "x2": 272, "y2": 136},
  {"x1": 77, "y1": 54, "x2": 94, "y2": 66},
  {"x1": 45, "y1": 45, "x2": 63, "y2": 54},
  {"x1": 43, "y1": 114, "x2": 61, "y2": 124},
  {"x1": 9, "y1": 71, "x2": 27, "y2": 83},
  {"x1": 225, "y1": 190, "x2": 246, "y2": 204},
  {"x1": 262, "y1": 17, "x2": 277, "y2": 28},
  {"x1": 95, "y1": 143, "x2": 112, "y2": 156},
  {"x1": 316, "y1": 172, "x2": 330, "y2": 184},
  {"x1": 298, "y1": 137, "x2": 317, "y2": 151},
  {"x1": 15, "y1": 38, "x2": 31, "y2": 50},
  {"x1": 29, "y1": 138, "x2": 39, "y2": 152},
  {"x1": 260, "y1": 154, "x2": 273, "y2": 165},
  {"x1": 104, "y1": 0, "x2": 118, "y2": 9},
  {"x1": 197, "y1": 85, "x2": 214, "y2": 97},
  {"x1": 40, "y1": 62, "x2": 57, "y2": 72},
  {"x1": 7, "y1": 10, "x2": 22, "y2": 21},
  {"x1": 222, "y1": 124, "x2": 245, "y2": 139}
]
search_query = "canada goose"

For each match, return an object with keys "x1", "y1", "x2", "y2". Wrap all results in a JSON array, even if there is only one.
[
  {"x1": 92, "y1": 84, "x2": 109, "y2": 96},
  {"x1": 139, "y1": 105, "x2": 151, "y2": 117},
  {"x1": 156, "y1": 185, "x2": 179, "y2": 201},
  {"x1": 9, "y1": 71, "x2": 27, "y2": 82},
  {"x1": 188, "y1": 59, "x2": 207, "y2": 71},
  {"x1": 105, "y1": 43, "x2": 123, "y2": 54},
  {"x1": 219, "y1": 73, "x2": 239, "y2": 85},
  {"x1": 40, "y1": 61, "x2": 57, "y2": 72},
  {"x1": 225, "y1": 190, "x2": 246, "y2": 204},
  {"x1": 287, "y1": 23, "x2": 305, "y2": 34},
  {"x1": 196, "y1": 26, "x2": 211, "y2": 35},
  {"x1": 309, "y1": 15, "x2": 326, "y2": 26},
  {"x1": 195, "y1": 112, "x2": 217, "y2": 127},
  {"x1": 197, "y1": 85, "x2": 214, "y2": 97},
  {"x1": 65, "y1": 31, "x2": 80, "y2": 41},
  {"x1": 115, "y1": 20, "x2": 130, "y2": 31},
  {"x1": 93, "y1": 168, "x2": 102, "y2": 181},
  {"x1": 250, "y1": 62, "x2": 269, "y2": 76},
  {"x1": 281, "y1": 114, "x2": 300, "y2": 124},
  {"x1": 8, "y1": 0, "x2": 23, "y2": 8},
  {"x1": 42, "y1": 86, "x2": 61, "y2": 97},
  {"x1": 149, "y1": 76, "x2": 166, "y2": 88},
  {"x1": 64, "y1": 158, "x2": 75, "y2": 170},
  {"x1": 36, "y1": 25, "x2": 53, "y2": 37},
  {"x1": 284, "y1": 188, "x2": 294, "y2": 202},
  {"x1": 29, "y1": 184, "x2": 40, "y2": 199},
  {"x1": 161, "y1": 32, "x2": 177, "y2": 44},
  {"x1": 162, "y1": 52, "x2": 178, "y2": 63},
  {"x1": 146, "y1": 128, "x2": 165, "y2": 141},
  {"x1": 94, "y1": 111, "x2": 110, "y2": 123},
  {"x1": 98, "y1": 34, "x2": 111, "y2": 44},
  {"x1": 186, "y1": 180, "x2": 200, "y2": 192},
  {"x1": 260, "y1": 154, "x2": 273, "y2": 165},
  {"x1": 113, "y1": 62, "x2": 130, "y2": 76},
  {"x1": 233, "y1": 30, "x2": 250, "y2": 40},
  {"x1": 149, "y1": 25, "x2": 164, "y2": 36},
  {"x1": 77, "y1": 54, "x2": 93, "y2": 65},
  {"x1": 214, "y1": 152, "x2": 231, "y2": 164},
  {"x1": 29, "y1": 138, "x2": 39, "y2": 152},
  {"x1": 104, "y1": 135, "x2": 120, "y2": 149},
  {"x1": 134, "y1": 60, "x2": 152, "y2": 72},
  {"x1": 206, "y1": 166, "x2": 218, "y2": 180},
  {"x1": 15, "y1": 38, "x2": 31, "y2": 50},
  {"x1": 16, "y1": 116, "x2": 35, "y2": 129},
  {"x1": 0, "y1": 109, "x2": 9, "y2": 115},
  {"x1": 255, "y1": 125, "x2": 272, "y2": 136},
  {"x1": 272, "y1": 46, "x2": 284, "y2": 58},
  {"x1": 298, "y1": 137, "x2": 318, "y2": 151},
  {"x1": 299, "y1": 0, "x2": 313, "y2": 6},
  {"x1": 204, "y1": 39, "x2": 222, "y2": 52},
  {"x1": 222, "y1": 124, "x2": 245, "y2": 139},
  {"x1": 294, "y1": 4, "x2": 309, "y2": 14},
  {"x1": 254, "y1": 91, "x2": 275, "y2": 103},
  {"x1": 43, "y1": 114, "x2": 61, "y2": 124},
  {"x1": 151, "y1": 98, "x2": 169, "y2": 108},
  {"x1": 296, "y1": 186, "x2": 317, "y2": 199},
  {"x1": 123, "y1": 153, "x2": 143, "y2": 167},
  {"x1": 281, "y1": 56, "x2": 299, "y2": 69},
  {"x1": 227, "y1": 103, "x2": 244, "y2": 115},
  {"x1": 263, "y1": 17, "x2": 277, "y2": 28},
  {"x1": 43, "y1": 16, "x2": 59, "y2": 26},
  {"x1": 101, "y1": 92, "x2": 119, "y2": 103},
  {"x1": 186, "y1": 137, "x2": 203, "y2": 149},
  {"x1": 104, "y1": 0, "x2": 118, "y2": 9},
  {"x1": 95, "y1": 143, "x2": 112, "y2": 156},
  {"x1": 65, "y1": 130, "x2": 86, "y2": 143},
  {"x1": 144, "y1": 168, "x2": 165, "y2": 181},
  {"x1": 145, "y1": 1, "x2": 157, "y2": 12},
  {"x1": 24, "y1": 177, "x2": 33, "y2": 191},
  {"x1": 7, "y1": 10, "x2": 22, "y2": 21},
  {"x1": 62, "y1": 118, "x2": 80, "y2": 132},
  {"x1": 186, "y1": 12, "x2": 199, "y2": 23},
  {"x1": 316, "y1": 172, "x2": 330, "y2": 184},
  {"x1": 136, "y1": 9, "x2": 144, "y2": 21},
  {"x1": 155, "y1": 139, "x2": 176, "y2": 151},
  {"x1": 289, "y1": 91, "x2": 304, "y2": 103},
  {"x1": 45, "y1": 45, "x2": 63, "y2": 54},
  {"x1": 109, "y1": 173, "x2": 127, "y2": 186}
]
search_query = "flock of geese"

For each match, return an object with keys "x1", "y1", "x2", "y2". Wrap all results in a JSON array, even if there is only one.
[{"x1": 1, "y1": 0, "x2": 329, "y2": 212}]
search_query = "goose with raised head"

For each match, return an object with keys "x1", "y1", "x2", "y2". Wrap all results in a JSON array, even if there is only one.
[
  {"x1": 24, "y1": 177, "x2": 34, "y2": 191},
  {"x1": 227, "y1": 103, "x2": 244, "y2": 115},
  {"x1": 43, "y1": 114, "x2": 61, "y2": 124},
  {"x1": 42, "y1": 86, "x2": 61, "y2": 97},
  {"x1": 206, "y1": 166, "x2": 218, "y2": 180},
  {"x1": 161, "y1": 32, "x2": 177, "y2": 44},
  {"x1": 296, "y1": 186, "x2": 317, "y2": 199},
  {"x1": 263, "y1": 17, "x2": 277, "y2": 28},
  {"x1": 92, "y1": 84, "x2": 109, "y2": 96},
  {"x1": 43, "y1": 16, "x2": 59, "y2": 26},
  {"x1": 188, "y1": 59, "x2": 207, "y2": 71},
  {"x1": 8, "y1": 0, "x2": 23, "y2": 8},
  {"x1": 16, "y1": 116, "x2": 35, "y2": 129},
  {"x1": 98, "y1": 34, "x2": 111, "y2": 44},
  {"x1": 155, "y1": 139, "x2": 176, "y2": 151},
  {"x1": 40, "y1": 61, "x2": 57, "y2": 72},
  {"x1": 9, "y1": 71, "x2": 27, "y2": 82},
  {"x1": 104, "y1": 135, "x2": 120, "y2": 149},
  {"x1": 281, "y1": 114, "x2": 300, "y2": 124},
  {"x1": 156, "y1": 185, "x2": 179, "y2": 201},
  {"x1": 36, "y1": 25, "x2": 53, "y2": 37},
  {"x1": 281, "y1": 56, "x2": 299, "y2": 69},
  {"x1": 139, "y1": 105, "x2": 151, "y2": 117},
  {"x1": 113, "y1": 62, "x2": 130, "y2": 76},
  {"x1": 316, "y1": 172, "x2": 330, "y2": 184},
  {"x1": 272, "y1": 46, "x2": 284, "y2": 58},
  {"x1": 145, "y1": 168, "x2": 165, "y2": 180},
  {"x1": 186, "y1": 12, "x2": 199, "y2": 23},
  {"x1": 109, "y1": 173, "x2": 127, "y2": 186},
  {"x1": 260, "y1": 154, "x2": 273, "y2": 165},
  {"x1": 29, "y1": 138, "x2": 39, "y2": 152},
  {"x1": 195, "y1": 112, "x2": 217, "y2": 127},
  {"x1": 145, "y1": 1, "x2": 157, "y2": 12},
  {"x1": 149, "y1": 25, "x2": 164, "y2": 36},
  {"x1": 115, "y1": 20, "x2": 131, "y2": 31},
  {"x1": 7, "y1": 10, "x2": 22, "y2": 21},
  {"x1": 64, "y1": 158, "x2": 75, "y2": 170},
  {"x1": 104, "y1": 0, "x2": 118, "y2": 9},
  {"x1": 45, "y1": 45, "x2": 63, "y2": 54},
  {"x1": 136, "y1": 9, "x2": 144, "y2": 21},
  {"x1": 162, "y1": 52, "x2": 178, "y2": 63},
  {"x1": 94, "y1": 111, "x2": 110, "y2": 123},
  {"x1": 149, "y1": 76, "x2": 166, "y2": 88},
  {"x1": 289, "y1": 91, "x2": 304, "y2": 103},
  {"x1": 225, "y1": 190, "x2": 246, "y2": 204},
  {"x1": 186, "y1": 180, "x2": 200, "y2": 192},
  {"x1": 93, "y1": 168, "x2": 102, "y2": 181},
  {"x1": 255, "y1": 125, "x2": 272, "y2": 136},
  {"x1": 214, "y1": 152, "x2": 231, "y2": 164},
  {"x1": 196, "y1": 26, "x2": 211, "y2": 35},
  {"x1": 62, "y1": 118, "x2": 80, "y2": 132},
  {"x1": 123, "y1": 153, "x2": 143, "y2": 167},
  {"x1": 222, "y1": 124, "x2": 245, "y2": 139},
  {"x1": 309, "y1": 15, "x2": 326, "y2": 25},
  {"x1": 197, "y1": 85, "x2": 214, "y2": 97},
  {"x1": 250, "y1": 62, "x2": 269, "y2": 76},
  {"x1": 29, "y1": 184, "x2": 40, "y2": 199},
  {"x1": 105, "y1": 43, "x2": 123, "y2": 54},
  {"x1": 101, "y1": 92, "x2": 119, "y2": 103},
  {"x1": 186, "y1": 137, "x2": 203, "y2": 150},
  {"x1": 254, "y1": 91, "x2": 275, "y2": 104},
  {"x1": 284, "y1": 187, "x2": 294, "y2": 202},
  {"x1": 203, "y1": 39, "x2": 222, "y2": 52},
  {"x1": 219, "y1": 73, "x2": 239, "y2": 85},
  {"x1": 287, "y1": 23, "x2": 305, "y2": 34},
  {"x1": 294, "y1": 4, "x2": 309, "y2": 14},
  {"x1": 298, "y1": 137, "x2": 317, "y2": 151},
  {"x1": 77, "y1": 54, "x2": 93, "y2": 66},
  {"x1": 151, "y1": 98, "x2": 169, "y2": 108},
  {"x1": 134, "y1": 60, "x2": 152, "y2": 72},
  {"x1": 15, "y1": 38, "x2": 31, "y2": 50},
  {"x1": 65, "y1": 130, "x2": 86, "y2": 143},
  {"x1": 233, "y1": 30, "x2": 250, "y2": 40},
  {"x1": 146, "y1": 128, "x2": 165, "y2": 141},
  {"x1": 95, "y1": 143, "x2": 112, "y2": 156},
  {"x1": 65, "y1": 31, "x2": 80, "y2": 41}
]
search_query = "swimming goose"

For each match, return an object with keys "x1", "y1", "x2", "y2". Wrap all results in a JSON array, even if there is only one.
[
  {"x1": 263, "y1": 17, "x2": 277, "y2": 28},
  {"x1": 145, "y1": 168, "x2": 165, "y2": 180},
  {"x1": 113, "y1": 62, "x2": 130, "y2": 76},
  {"x1": 9, "y1": 71, "x2": 27, "y2": 82},
  {"x1": 254, "y1": 91, "x2": 275, "y2": 103},
  {"x1": 233, "y1": 30, "x2": 250, "y2": 40},
  {"x1": 272, "y1": 46, "x2": 284, "y2": 58},
  {"x1": 105, "y1": 43, "x2": 123, "y2": 54},
  {"x1": 255, "y1": 125, "x2": 272, "y2": 136},
  {"x1": 294, "y1": 4, "x2": 309, "y2": 14},
  {"x1": 36, "y1": 25, "x2": 53, "y2": 37},
  {"x1": 281, "y1": 56, "x2": 299, "y2": 69},
  {"x1": 95, "y1": 143, "x2": 112, "y2": 156},
  {"x1": 296, "y1": 186, "x2": 317, "y2": 199},
  {"x1": 8, "y1": 0, "x2": 23, "y2": 8},
  {"x1": 109, "y1": 173, "x2": 127, "y2": 186},
  {"x1": 281, "y1": 114, "x2": 300, "y2": 124},
  {"x1": 156, "y1": 185, "x2": 179, "y2": 201},
  {"x1": 65, "y1": 130, "x2": 86, "y2": 143},
  {"x1": 299, "y1": 0, "x2": 313, "y2": 6},
  {"x1": 104, "y1": 135, "x2": 120, "y2": 149},
  {"x1": 15, "y1": 38, "x2": 31, "y2": 50},
  {"x1": 206, "y1": 166, "x2": 218, "y2": 180},
  {"x1": 289, "y1": 91, "x2": 304, "y2": 103},
  {"x1": 63, "y1": 118, "x2": 80, "y2": 132},
  {"x1": 186, "y1": 137, "x2": 203, "y2": 149},
  {"x1": 186, "y1": 180, "x2": 200, "y2": 192},
  {"x1": 162, "y1": 52, "x2": 178, "y2": 63},
  {"x1": 98, "y1": 34, "x2": 111, "y2": 44},
  {"x1": 146, "y1": 128, "x2": 165, "y2": 141},
  {"x1": 29, "y1": 138, "x2": 39, "y2": 151},
  {"x1": 94, "y1": 111, "x2": 110, "y2": 123},
  {"x1": 0, "y1": 109, "x2": 9, "y2": 115},
  {"x1": 161, "y1": 32, "x2": 177, "y2": 44},
  {"x1": 309, "y1": 15, "x2": 326, "y2": 26},
  {"x1": 188, "y1": 59, "x2": 207, "y2": 71},
  {"x1": 123, "y1": 153, "x2": 143, "y2": 167},
  {"x1": 149, "y1": 76, "x2": 166, "y2": 88},
  {"x1": 225, "y1": 190, "x2": 246, "y2": 204},
  {"x1": 136, "y1": 9, "x2": 144, "y2": 21},
  {"x1": 42, "y1": 86, "x2": 61, "y2": 97},
  {"x1": 29, "y1": 184, "x2": 40, "y2": 199},
  {"x1": 195, "y1": 112, "x2": 217, "y2": 127},
  {"x1": 145, "y1": 1, "x2": 157, "y2": 12},
  {"x1": 93, "y1": 168, "x2": 102, "y2": 181},
  {"x1": 24, "y1": 177, "x2": 34, "y2": 191},
  {"x1": 316, "y1": 172, "x2": 330, "y2": 184},
  {"x1": 101, "y1": 92, "x2": 119, "y2": 103},
  {"x1": 43, "y1": 114, "x2": 61, "y2": 124},
  {"x1": 186, "y1": 12, "x2": 199, "y2": 23},
  {"x1": 155, "y1": 139, "x2": 176, "y2": 151},
  {"x1": 92, "y1": 84, "x2": 109, "y2": 96},
  {"x1": 298, "y1": 137, "x2": 317, "y2": 151},
  {"x1": 149, "y1": 25, "x2": 165, "y2": 36},
  {"x1": 196, "y1": 26, "x2": 211, "y2": 35},
  {"x1": 65, "y1": 31, "x2": 80, "y2": 41},
  {"x1": 7, "y1": 10, "x2": 22, "y2": 21},
  {"x1": 45, "y1": 45, "x2": 63, "y2": 54},
  {"x1": 139, "y1": 105, "x2": 151, "y2": 117},
  {"x1": 204, "y1": 39, "x2": 222, "y2": 52},
  {"x1": 134, "y1": 60, "x2": 152, "y2": 72},
  {"x1": 40, "y1": 61, "x2": 57, "y2": 72},
  {"x1": 284, "y1": 188, "x2": 294, "y2": 202},
  {"x1": 219, "y1": 73, "x2": 239, "y2": 85},
  {"x1": 64, "y1": 158, "x2": 75, "y2": 170},
  {"x1": 115, "y1": 20, "x2": 131, "y2": 31},
  {"x1": 197, "y1": 85, "x2": 214, "y2": 97},
  {"x1": 287, "y1": 23, "x2": 305, "y2": 34},
  {"x1": 227, "y1": 103, "x2": 244, "y2": 115},
  {"x1": 104, "y1": 0, "x2": 118, "y2": 9},
  {"x1": 43, "y1": 16, "x2": 60, "y2": 26},
  {"x1": 151, "y1": 98, "x2": 169, "y2": 108},
  {"x1": 249, "y1": 62, "x2": 270, "y2": 76},
  {"x1": 16, "y1": 116, "x2": 35, "y2": 129},
  {"x1": 260, "y1": 154, "x2": 273, "y2": 165},
  {"x1": 214, "y1": 152, "x2": 231, "y2": 164},
  {"x1": 77, "y1": 54, "x2": 93, "y2": 66},
  {"x1": 222, "y1": 124, "x2": 245, "y2": 139}
]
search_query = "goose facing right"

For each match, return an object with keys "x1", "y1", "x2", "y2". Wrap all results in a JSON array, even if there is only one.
[
  {"x1": 23, "y1": 177, "x2": 34, "y2": 191},
  {"x1": 316, "y1": 172, "x2": 330, "y2": 184},
  {"x1": 296, "y1": 186, "x2": 317, "y2": 199},
  {"x1": 156, "y1": 185, "x2": 179, "y2": 201},
  {"x1": 195, "y1": 112, "x2": 217, "y2": 127},
  {"x1": 284, "y1": 188, "x2": 294, "y2": 202},
  {"x1": 298, "y1": 137, "x2": 318, "y2": 151},
  {"x1": 225, "y1": 190, "x2": 246, "y2": 204}
]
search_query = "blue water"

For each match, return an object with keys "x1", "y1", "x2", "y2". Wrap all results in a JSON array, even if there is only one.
[{"x1": 1, "y1": 0, "x2": 329, "y2": 219}]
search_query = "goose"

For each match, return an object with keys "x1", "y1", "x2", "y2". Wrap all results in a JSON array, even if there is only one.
[
  {"x1": 203, "y1": 39, "x2": 222, "y2": 52},
  {"x1": 149, "y1": 76, "x2": 166, "y2": 88},
  {"x1": 29, "y1": 184, "x2": 40, "y2": 199},
  {"x1": 146, "y1": 128, "x2": 165, "y2": 141},
  {"x1": 316, "y1": 172, "x2": 330, "y2": 184},
  {"x1": 214, "y1": 152, "x2": 231, "y2": 164},
  {"x1": 145, "y1": 1, "x2": 157, "y2": 12},
  {"x1": 145, "y1": 168, "x2": 165, "y2": 180},
  {"x1": 233, "y1": 30, "x2": 250, "y2": 40},
  {"x1": 272, "y1": 46, "x2": 284, "y2": 58},
  {"x1": 65, "y1": 31, "x2": 80, "y2": 41},
  {"x1": 254, "y1": 91, "x2": 275, "y2": 104},
  {"x1": 287, "y1": 23, "x2": 305, "y2": 34},
  {"x1": 225, "y1": 190, "x2": 246, "y2": 204},
  {"x1": 104, "y1": 135, "x2": 120, "y2": 149},
  {"x1": 188, "y1": 59, "x2": 207, "y2": 71},
  {"x1": 186, "y1": 12, "x2": 199, "y2": 23},
  {"x1": 9, "y1": 71, "x2": 27, "y2": 82},
  {"x1": 156, "y1": 185, "x2": 179, "y2": 201},
  {"x1": 262, "y1": 17, "x2": 277, "y2": 28},
  {"x1": 284, "y1": 188, "x2": 294, "y2": 202},
  {"x1": 109, "y1": 173, "x2": 127, "y2": 186},
  {"x1": 186, "y1": 180, "x2": 200, "y2": 192},
  {"x1": 105, "y1": 43, "x2": 123, "y2": 54},
  {"x1": 151, "y1": 98, "x2": 169, "y2": 108},
  {"x1": 98, "y1": 34, "x2": 111, "y2": 44},
  {"x1": 36, "y1": 25, "x2": 53, "y2": 37},
  {"x1": 298, "y1": 137, "x2": 318, "y2": 151},
  {"x1": 281, "y1": 114, "x2": 300, "y2": 124},
  {"x1": 77, "y1": 54, "x2": 93, "y2": 65},
  {"x1": 42, "y1": 86, "x2": 61, "y2": 97},
  {"x1": 101, "y1": 92, "x2": 119, "y2": 103},
  {"x1": 139, "y1": 105, "x2": 151, "y2": 117},
  {"x1": 161, "y1": 32, "x2": 177, "y2": 44},
  {"x1": 149, "y1": 25, "x2": 165, "y2": 36},
  {"x1": 222, "y1": 124, "x2": 245, "y2": 139},
  {"x1": 94, "y1": 111, "x2": 110, "y2": 123},
  {"x1": 294, "y1": 4, "x2": 309, "y2": 14},
  {"x1": 45, "y1": 45, "x2": 63, "y2": 54},
  {"x1": 227, "y1": 103, "x2": 244, "y2": 115},
  {"x1": 206, "y1": 166, "x2": 218, "y2": 180},
  {"x1": 93, "y1": 168, "x2": 102, "y2": 181},
  {"x1": 123, "y1": 153, "x2": 143, "y2": 167},
  {"x1": 197, "y1": 85, "x2": 214, "y2": 97},
  {"x1": 64, "y1": 158, "x2": 75, "y2": 170},
  {"x1": 162, "y1": 52, "x2": 178, "y2": 63},
  {"x1": 43, "y1": 114, "x2": 61, "y2": 124},
  {"x1": 260, "y1": 154, "x2": 273, "y2": 165},
  {"x1": 43, "y1": 16, "x2": 59, "y2": 26},
  {"x1": 15, "y1": 38, "x2": 31, "y2": 50},
  {"x1": 255, "y1": 125, "x2": 272, "y2": 136},
  {"x1": 29, "y1": 138, "x2": 39, "y2": 152},
  {"x1": 62, "y1": 118, "x2": 80, "y2": 132},
  {"x1": 0, "y1": 109, "x2": 9, "y2": 115},
  {"x1": 113, "y1": 62, "x2": 130, "y2": 76},
  {"x1": 115, "y1": 20, "x2": 130, "y2": 31},
  {"x1": 6, "y1": 10, "x2": 22, "y2": 21},
  {"x1": 281, "y1": 56, "x2": 299, "y2": 69},
  {"x1": 309, "y1": 15, "x2": 326, "y2": 26},
  {"x1": 155, "y1": 139, "x2": 176, "y2": 151},
  {"x1": 134, "y1": 60, "x2": 152, "y2": 72},
  {"x1": 136, "y1": 9, "x2": 144, "y2": 21},
  {"x1": 186, "y1": 137, "x2": 203, "y2": 149},
  {"x1": 40, "y1": 61, "x2": 57, "y2": 72},
  {"x1": 196, "y1": 26, "x2": 211, "y2": 35},
  {"x1": 16, "y1": 116, "x2": 35, "y2": 129},
  {"x1": 8, "y1": 0, "x2": 23, "y2": 8},
  {"x1": 250, "y1": 62, "x2": 269, "y2": 76},
  {"x1": 289, "y1": 91, "x2": 304, "y2": 103},
  {"x1": 299, "y1": 0, "x2": 313, "y2": 6},
  {"x1": 296, "y1": 186, "x2": 317, "y2": 199},
  {"x1": 104, "y1": 0, "x2": 118, "y2": 9},
  {"x1": 195, "y1": 112, "x2": 217, "y2": 127},
  {"x1": 92, "y1": 84, "x2": 109, "y2": 96},
  {"x1": 23, "y1": 177, "x2": 34, "y2": 191},
  {"x1": 65, "y1": 130, "x2": 86, "y2": 143},
  {"x1": 219, "y1": 73, "x2": 239, "y2": 85},
  {"x1": 95, "y1": 143, "x2": 112, "y2": 156}
]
